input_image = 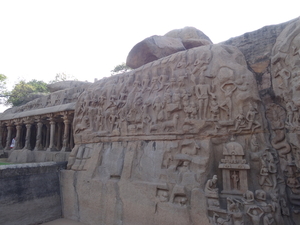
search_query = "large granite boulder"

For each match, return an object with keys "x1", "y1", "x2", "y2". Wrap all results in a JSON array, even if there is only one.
[
  {"x1": 164, "y1": 26, "x2": 212, "y2": 49},
  {"x1": 126, "y1": 27, "x2": 212, "y2": 69},
  {"x1": 126, "y1": 35, "x2": 186, "y2": 69}
]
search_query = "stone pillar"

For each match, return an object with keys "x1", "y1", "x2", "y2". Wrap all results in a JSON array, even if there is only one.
[
  {"x1": 24, "y1": 122, "x2": 33, "y2": 150},
  {"x1": 5, "y1": 123, "x2": 13, "y2": 150},
  {"x1": 45, "y1": 123, "x2": 50, "y2": 149},
  {"x1": 47, "y1": 117, "x2": 56, "y2": 151},
  {"x1": 61, "y1": 117, "x2": 70, "y2": 152},
  {"x1": 13, "y1": 123, "x2": 22, "y2": 150},
  {"x1": 34, "y1": 120, "x2": 43, "y2": 151},
  {"x1": 70, "y1": 125, "x2": 74, "y2": 150},
  {"x1": 57, "y1": 122, "x2": 62, "y2": 150}
]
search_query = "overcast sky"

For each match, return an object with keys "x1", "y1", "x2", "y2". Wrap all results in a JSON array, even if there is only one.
[{"x1": 0, "y1": 0, "x2": 299, "y2": 112}]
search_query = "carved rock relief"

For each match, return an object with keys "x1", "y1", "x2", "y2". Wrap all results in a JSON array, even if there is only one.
[
  {"x1": 66, "y1": 28, "x2": 300, "y2": 224},
  {"x1": 74, "y1": 45, "x2": 263, "y2": 145},
  {"x1": 271, "y1": 17, "x2": 300, "y2": 216}
]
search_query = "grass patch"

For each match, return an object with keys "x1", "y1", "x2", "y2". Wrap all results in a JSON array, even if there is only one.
[{"x1": 0, "y1": 162, "x2": 10, "y2": 165}]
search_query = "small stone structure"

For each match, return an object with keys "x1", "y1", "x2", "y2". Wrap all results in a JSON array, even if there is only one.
[{"x1": 1, "y1": 17, "x2": 300, "y2": 225}]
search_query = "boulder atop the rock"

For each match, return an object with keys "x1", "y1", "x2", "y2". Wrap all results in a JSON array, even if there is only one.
[
  {"x1": 126, "y1": 35, "x2": 186, "y2": 69},
  {"x1": 126, "y1": 27, "x2": 212, "y2": 69},
  {"x1": 164, "y1": 26, "x2": 213, "y2": 49}
]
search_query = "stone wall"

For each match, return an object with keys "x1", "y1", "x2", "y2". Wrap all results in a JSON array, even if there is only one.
[{"x1": 0, "y1": 162, "x2": 67, "y2": 225}]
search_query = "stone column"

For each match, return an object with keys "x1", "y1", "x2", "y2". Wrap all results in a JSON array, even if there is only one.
[
  {"x1": 34, "y1": 120, "x2": 43, "y2": 151},
  {"x1": 61, "y1": 117, "x2": 70, "y2": 152},
  {"x1": 24, "y1": 122, "x2": 33, "y2": 150},
  {"x1": 45, "y1": 123, "x2": 50, "y2": 149},
  {"x1": 13, "y1": 123, "x2": 22, "y2": 150},
  {"x1": 57, "y1": 122, "x2": 62, "y2": 150},
  {"x1": 5, "y1": 123, "x2": 13, "y2": 150},
  {"x1": 47, "y1": 116, "x2": 56, "y2": 151},
  {"x1": 70, "y1": 125, "x2": 74, "y2": 150}
]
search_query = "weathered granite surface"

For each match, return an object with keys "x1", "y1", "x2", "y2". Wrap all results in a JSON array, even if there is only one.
[{"x1": 0, "y1": 162, "x2": 67, "y2": 225}]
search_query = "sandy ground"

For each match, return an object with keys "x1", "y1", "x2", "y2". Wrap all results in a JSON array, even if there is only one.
[{"x1": 42, "y1": 218, "x2": 87, "y2": 225}]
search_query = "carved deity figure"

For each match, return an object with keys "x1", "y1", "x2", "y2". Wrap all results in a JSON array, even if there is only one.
[
  {"x1": 231, "y1": 171, "x2": 240, "y2": 190},
  {"x1": 219, "y1": 81, "x2": 237, "y2": 120},
  {"x1": 195, "y1": 76, "x2": 215, "y2": 120}
]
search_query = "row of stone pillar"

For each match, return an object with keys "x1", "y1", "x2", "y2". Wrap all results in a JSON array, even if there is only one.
[{"x1": 0, "y1": 111, "x2": 74, "y2": 152}]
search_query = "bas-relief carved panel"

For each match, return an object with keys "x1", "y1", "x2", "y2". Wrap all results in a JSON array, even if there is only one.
[
  {"x1": 73, "y1": 45, "x2": 263, "y2": 145},
  {"x1": 67, "y1": 36, "x2": 300, "y2": 224}
]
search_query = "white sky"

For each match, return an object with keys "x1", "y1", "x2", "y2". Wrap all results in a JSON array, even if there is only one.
[{"x1": 0, "y1": 0, "x2": 299, "y2": 112}]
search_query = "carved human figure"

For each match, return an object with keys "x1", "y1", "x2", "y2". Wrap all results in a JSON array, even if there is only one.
[
  {"x1": 243, "y1": 190, "x2": 254, "y2": 203},
  {"x1": 245, "y1": 105, "x2": 261, "y2": 132},
  {"x1": 285, "y1": 97, "x2": 297, "y2": 126},
  {"x1": 227, "y1": 198, "x2": 244, "y2": 225},
  {"x1": 231, "y1": 110, "x2": 246, "y2": 132},
  {"x1": 149, "y1": 73, "x2": 160, "y2": 94},
  {"x1": 247, "y1": 206, "x2": 264, "y2": 225},
  {"x1": 263, "y1": 213, "x2": 274, "y2": 225},
  {"x1": 263, "y1": 148, "x2": 277, "y2": 188},
  {"x1": 158, "y1": 69, "x2": 169, "y2": 92},
  {"x1": 195, "y1": 76, "x2": 215, "y2": 120},
  {"x1": 152, "y1": 96, "x2": 164, "y2": 124},
  {"x1": 141, "y1": 72, "x2": 150, "y2": 93},
  {"x1": 212, "y1": 212, "x2": 230, "y2": 225},
  {"x1": 219, "y1": 81, "x2": 236, "y2": 120},
  {"x1": 269, "y1": 191, "x2": 284, "y2": 225},
  {"x1": 231, "y1": 171, "x2": 239, "y2": 190},
  {"x1": 286, "y1": 176, "x2": 300, "y2": 194},
  {"x1": 259, "y1": 158, "x2": 273, "y2": 188},
  {"x1": 205, "y1": 175, "x2": 218, "y2": 197},
  {"x1": 250, "y1": 135, "x2": 259, "y2": 152}
]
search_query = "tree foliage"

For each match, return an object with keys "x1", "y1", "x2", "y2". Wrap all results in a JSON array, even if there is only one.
[
  {"x1": 6, "y1": 79, "x2": 49, "y2": 106},
  {"x1": 111, "y1": 63, "x2": 132, "y2": 75},
  {"x1": 0, "y1": 72, "x2": 80, "y2": 107},
  {"x1": 0, "y1": 74, "x2": 9, "y2": 104}
]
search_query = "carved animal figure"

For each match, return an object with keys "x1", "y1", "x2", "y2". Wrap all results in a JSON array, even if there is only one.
[{"x1": 161, "y1": 114, "x2": 179, "y2": 131}]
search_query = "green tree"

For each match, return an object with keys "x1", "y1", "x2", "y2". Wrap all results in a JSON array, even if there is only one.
[
  {"x1": 111, "y1": 63, "x2": 132, "y2": 75},
  {"x1": 0, "y1": 74, "x2": 9, "y2": 104},
  {"x1": 6, "y1": 79, "x2": 49, "y2": 106}
]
